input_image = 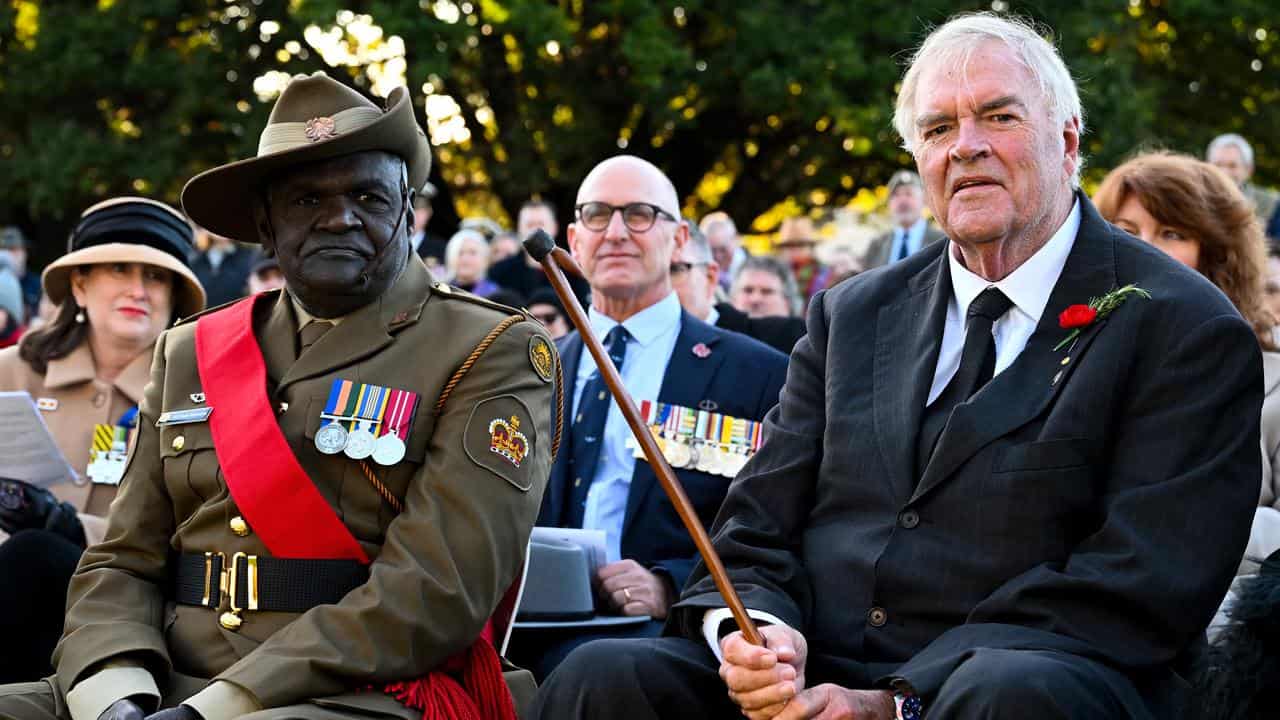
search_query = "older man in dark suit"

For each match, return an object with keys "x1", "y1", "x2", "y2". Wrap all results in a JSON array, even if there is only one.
[
  {"x1": 533, "y1": 14, "x2": 1261, "y2": 720},
  {"x1": 510, "y1": 155, "x2": 787, "y2": 681}
]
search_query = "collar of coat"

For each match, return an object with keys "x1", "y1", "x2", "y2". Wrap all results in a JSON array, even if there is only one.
[{"x1": 44, "y1": 338, "x2": 151, "y2": 403}]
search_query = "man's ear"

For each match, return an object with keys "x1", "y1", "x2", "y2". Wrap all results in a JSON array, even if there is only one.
[{"x1": 252, "y1": 195, "x2": 275, "y2": 252}]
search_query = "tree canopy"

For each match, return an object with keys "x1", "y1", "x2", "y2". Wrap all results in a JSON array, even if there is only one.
[{"x1": 1, "y1": 0, "x2": 1277, "y2": 265}]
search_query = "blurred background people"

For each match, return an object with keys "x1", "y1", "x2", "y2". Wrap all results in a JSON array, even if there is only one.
[
  {"x1": 0, "y1": 196, "x2": 206, "y2": 683},
  {"x1": 1207, "y1": 133, "x2": 1280, "y2": 248},
  {"x1": 190, "y1": 227, "x2": 254, "y2": 308},
  {"x1": 526, "y1": 287, "x2": 569, "y2": 340},
  {"x1": 730, "y1": 255, "x2": 800, "y2": 319},
  {"x1": 0, "y1": 256, "x2": 26, "y2": 348},
  {"x1": 698, "y1": 211, "x2": 747, "y2": 292},
  {"x1": 490, "y1": 230, "x2": 522, "y2": 265},
  {"x1": 673, "y1": 224, "x2": 804, "y2": 355},
  {"x1": 445, "y1": 228, "x2": 499, "y2": 297},
  {"x1": 0, "y1": 226, "x2": 42, "y2": 319},
  {"x1": 489, "y1": 198, "x2": 590, "y2": 305},
  {"x1": 864, "y1": 170, "x2": 946, "y2": 269},
  {"x1": 773, "y1": 217, "x2": 831, "y2": 307},
  {"x1": 1094, "y1": 152, "x2": 1280, "y2": 614},
  {"x1": 246, "y1": 253, "x2": 285, "y2": 295},
  {"x1": 409, "y1": 181, "x2": 449, "y2": 271}
]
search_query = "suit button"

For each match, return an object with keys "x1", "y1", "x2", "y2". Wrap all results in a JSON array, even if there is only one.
[
  {"x1": 899, "y1": 510, "x2": 920, "y2": 529},
  {"x1": 867, "y1": 607, "x2": 888, "y2": 627},
  {"x1": 574, "y1": 477, "x2": 582, "y2": 487},
  {"x1": 92, "y1": 392, "x2": 106, "y2": 408},
  {"x1": 230, "y1": 516, "x2": 250, "y2": 537},
  {"x1": 172, "y1": 435, "x2": 185, "y2": 451}
]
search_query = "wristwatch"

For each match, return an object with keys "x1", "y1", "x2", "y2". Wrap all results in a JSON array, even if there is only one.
[{"x1": 894, "y1": 691, "x2": 923, "y2": 720}]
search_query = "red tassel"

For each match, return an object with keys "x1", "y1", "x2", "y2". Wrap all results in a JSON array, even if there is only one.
[
  {"x1": 462, "y1": 638, "x2": 518, "y2": 720},
  {"x1": 382, "y1": 623, "x2": 517, "y2": 720}
]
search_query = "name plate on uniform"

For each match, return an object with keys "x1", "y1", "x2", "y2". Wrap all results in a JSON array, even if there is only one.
[
  {"x1": 625, "y1": 401, "x2": 765, "y2": 478},
  {"x1": 156, "y1": 407, "x2": 214, "y2": 426}
]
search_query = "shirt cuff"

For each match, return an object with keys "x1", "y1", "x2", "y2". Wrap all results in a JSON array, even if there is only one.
[
  {"x1": 184, "y1": 681, "x2": 261, "y2": 720},
  {"x1": 66, "y1": 666, "x2": 159, "y2": 720},
  {"x1": 701, "y1": 607, "x2": 789, "y2": 663}
]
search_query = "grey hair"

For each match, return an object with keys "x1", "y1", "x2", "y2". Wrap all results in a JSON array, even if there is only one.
[
  {"x1": 683, "y1": 223, "x2": 715, "y2": 264},
  {"x1": 1207, "y1": 133, "x2": 1254, "y2": 168},
  {"x1": 444, "y1": 228, "x2": 490, "y2": 276},
  {"x1": 732, "y1": 255, "x2": 802, "y2": 317},
  {"x1": 893, "y1": 12, "x2": 1085, "y2": 187}
]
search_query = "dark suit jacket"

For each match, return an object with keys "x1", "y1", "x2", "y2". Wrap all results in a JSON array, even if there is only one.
[
  {"x1": 539, "y1": 311, "x2": 787, "y2": 592},
  {"x1": 863, "y1": 222, "x2": 946, "y2": 270},
  {"x1": 713, "y1": 303, "x2": 806, "y2": 356},
  {"x1": 190, "y1": 245, "x2": 257, "y2": 308},
  {"x1": 673, "y1": 195, "x2": 1262, "y2": 715}
]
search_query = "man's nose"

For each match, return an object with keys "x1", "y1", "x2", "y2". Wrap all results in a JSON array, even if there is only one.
[
  {"x1": 315, "y1": 197, "x2": 362, "y2": 233},
  {"x1": 603, "y1": 208, "x2": 630, "y2": 242},
  {"x1": 950, "y1": 120, "x2": 991, "y2": 162}
]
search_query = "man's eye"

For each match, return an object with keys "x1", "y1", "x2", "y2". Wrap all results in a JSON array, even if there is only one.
[
  {"x1": 358, "y1": 192, "x2": 386, "y2": 204},
  {"x1": 924, "y1": 125, "x2": 949, "y2": 138},
  {"x1": 991, "y1": 114, "x2": 1015, "y2": 123},
  {"x1": 295, "y1": 194, "x2": 319, "y2": 207}
]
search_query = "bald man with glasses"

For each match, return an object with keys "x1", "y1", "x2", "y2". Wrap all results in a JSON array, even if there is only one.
[{"x1": 508, "y1": 156, "x2": 787, "y2": 681}]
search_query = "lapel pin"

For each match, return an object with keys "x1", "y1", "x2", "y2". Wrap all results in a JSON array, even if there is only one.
[
  {"x1": 698, "y1": 399, "x2": 719, "y2": 412},
  {"x1": 36, "y1": 397, "x2": 58, "y2": 411},
  {"x1": 692, "y1": 342, "x2": 711, "y2": 358},
  {"x1": 190, "y1": 392, "x2": 206, "y2": 404},
  {"x1": 1051, "y1": 369, "x2": 1064, "y2": 386},
  {"x1": 1060, "y1": 357, "x2": 1070, "y2": 366}
]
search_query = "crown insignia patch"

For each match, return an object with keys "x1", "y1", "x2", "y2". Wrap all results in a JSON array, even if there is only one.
[
  {"x1": 488, "y1": 415, "x2": 529, "y2": 467},
  {"x1": 304, "y1": 116, "x2": 338, "y2": 142}
]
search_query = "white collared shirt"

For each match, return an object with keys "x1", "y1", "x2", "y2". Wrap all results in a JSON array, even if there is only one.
[
  {"x1": 573, "y1": 292, "x2": 683, "y2": 562},
  {"x1": 927, "y1": 200, "x2": 1081, "y2": 405}
]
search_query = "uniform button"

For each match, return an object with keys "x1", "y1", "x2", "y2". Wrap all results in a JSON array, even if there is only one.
[
  {"x1": 899, "y1": 510, "x2": 920, "y2": 529},
  {"x1": 867, "y1": 607, "x2": 888, "y2": 627},
  {"x1": 219, "y1": 612, "x2": 243, "y2": 631},
  {"x1": 172, "y1": 435, "x2": 185, "y2": 451},
  {"x1": 92, "y1": 392, "x2": 106, "y2": 408},
  {"x1": 229, "y1": 516, "x2": 250, "y2": 537},
  {"x1": 574, "y1": 477, "x2": 582, "y2": 487}
]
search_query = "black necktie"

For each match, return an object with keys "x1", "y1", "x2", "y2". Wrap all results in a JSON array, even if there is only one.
[
  {"x1": 916, "y1": 287, "x2": 1014, "y2": 475},
  {"x1": 895, "y1": 229, "x2": 910, "y2": 262},
  {"x1": 565, "y1": 326, "x2": 630, "y2": 528}
]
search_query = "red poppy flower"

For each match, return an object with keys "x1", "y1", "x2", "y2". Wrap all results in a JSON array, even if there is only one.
[{"x1": 1058, "y1": 304, "x2": 1097, "y2": 329}]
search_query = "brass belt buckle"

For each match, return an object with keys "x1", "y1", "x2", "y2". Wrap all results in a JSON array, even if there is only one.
[
  {"x1": 202, "y1": 551, "x2": 227, "y2": 608},
  {"x1": 219, "y1": 552, "x2": 258, "y2": 630}
]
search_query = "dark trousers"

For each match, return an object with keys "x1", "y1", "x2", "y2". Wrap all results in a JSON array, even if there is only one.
[
  {"x1": 531, "y1": 636, "x2": 1153, "y2": 720},
  {"x1": 0, "y1": 531, "x2": 82, "y2": 684},
  {"x1": 507, "y1": 619, "x2": 664, "y2": 682}
]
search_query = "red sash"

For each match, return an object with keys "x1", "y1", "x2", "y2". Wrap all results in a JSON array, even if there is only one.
[{"x1": 194, "y1": 294, "x2": 515, "y2": 720}]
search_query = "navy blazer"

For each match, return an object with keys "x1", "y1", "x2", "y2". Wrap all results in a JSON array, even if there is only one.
[{"x1": 538, "y1": 310, "x2": 788, "y2": 592}]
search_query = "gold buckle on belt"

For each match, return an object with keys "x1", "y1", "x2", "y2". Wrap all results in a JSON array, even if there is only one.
[
  {"x1": 219, "y1": 552, "x2": 259, "y2": 631},
  {"x1": 202, "y1": 551, "x2": 227, "y2": 608}
]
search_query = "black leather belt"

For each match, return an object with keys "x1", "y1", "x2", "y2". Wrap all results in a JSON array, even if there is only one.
[{"x1": 174, "y1": 552, "x2": 367, "y2": 614}]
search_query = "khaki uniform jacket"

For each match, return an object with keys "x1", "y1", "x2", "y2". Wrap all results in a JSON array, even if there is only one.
[
  {"x1": 0, "y1": 340, "x2": 150, "y2": 545},
  {"x1": 52, "y1": 257, "x2": 557, "y2": 717}
]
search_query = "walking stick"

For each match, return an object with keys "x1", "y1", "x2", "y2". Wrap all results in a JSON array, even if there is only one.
[{"x1": 523, "y1": 230, "x2": 763, "y2": 646}]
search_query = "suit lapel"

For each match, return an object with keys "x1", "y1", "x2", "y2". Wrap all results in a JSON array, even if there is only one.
[
  {"x1": 545, "y1": 333, "x2": 585, "y2": 526},
  {"x1": 621, "y1": 314, "x2": 726, "y2": 539},
  {"x1": 277, "y1": 258, "x2": 431, "y2": 393},
  {"x1": 874, "y1": 246, "x2": 952, "y2": 502},
  {"x1": 258, "y1": 290, "x2": 298, "y2": 386},
  {"x1": 912, "y1": 196, "x2": 1119, "y2": 502}
]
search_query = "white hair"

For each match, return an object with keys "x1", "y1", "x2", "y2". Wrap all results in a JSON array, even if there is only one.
[
  {"x1": 1206, "y1": 133, "x2": 1254, "y2": 168},
  {"x1": 444, "y1": 228, "x2": 490, "y2": 277},
  {"x1": 893, "y1": 12, "x2": 1085, "y2": 187}
]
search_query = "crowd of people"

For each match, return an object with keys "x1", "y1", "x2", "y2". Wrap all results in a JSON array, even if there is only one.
[{"x1": 0, "y1": 10, "x2": 1278, "y2": 720}]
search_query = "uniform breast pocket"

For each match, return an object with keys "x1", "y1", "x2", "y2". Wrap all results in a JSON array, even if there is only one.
[
  {"x1": 158, "y1": 420, "x2": 224, "y2": 520},
  {"x1": 983, "y1": 438, "x2": 1097, "y2": 561}
]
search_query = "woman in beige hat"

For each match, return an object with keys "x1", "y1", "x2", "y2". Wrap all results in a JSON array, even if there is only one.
[{"x1": 0, "y1": 196, "x2": 205, "y2": 683}]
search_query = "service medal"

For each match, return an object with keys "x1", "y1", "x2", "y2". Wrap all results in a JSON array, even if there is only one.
[
  {"x1": 344, "y1": 425, "x2": 376, "y2": 459},
  {"x1": 372, "y1": 433, "x2": 407, "y2": 466},
  {"x1": 666, "y1": 439, "x2": 692, "y2": 468},
  {"x1": 695, "y1": 442, "x2": 715, "y2": 473},
  {"x1": 315, "y1": 422, "x2": 348, "y2": 455}
]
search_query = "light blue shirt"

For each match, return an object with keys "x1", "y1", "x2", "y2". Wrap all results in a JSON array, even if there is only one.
[
  {"x1": 890, "y1": 217, "x2": 930, "y2": 262},
  {"x1": 573, "y1": 292, "x2": 683, "y2": 562}
]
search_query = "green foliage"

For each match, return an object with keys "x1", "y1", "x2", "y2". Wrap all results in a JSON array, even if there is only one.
[{"x1": 1, "y1": 0, "x2": 1278, "y2": 258}]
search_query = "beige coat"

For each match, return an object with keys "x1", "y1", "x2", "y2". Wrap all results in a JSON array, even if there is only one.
[
  {"x1": 0, "y1": 339, "x2": 151, "y2": 544},
  {"x1": 50, "y1": 257, "x2": 556, "y2": 719}
]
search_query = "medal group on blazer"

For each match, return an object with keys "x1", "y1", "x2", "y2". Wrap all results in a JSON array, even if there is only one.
[
  {"x1": 315, "y1": 378, "x2": 421, "y2": 466},
  {"x1": 628, "y1": 400, "x2": 765, "y2": 477},
  {"x1": 85, "y1": 407, "x2": 139, "y2": 486}
]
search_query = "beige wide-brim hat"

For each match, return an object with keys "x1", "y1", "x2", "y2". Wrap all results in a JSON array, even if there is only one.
[
  {"x1": 775, "y1": 216, "x2": 819, "y2": 247},
  {"x1": 43, "y1": 197, "x2": 207, "y2": 320},
  {"x1": 181, "y1": 72, "x2": 432, "y2": 243}
]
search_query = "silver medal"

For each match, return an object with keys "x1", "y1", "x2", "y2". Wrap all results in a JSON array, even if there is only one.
[
  {"x1": 372, "y1": 433, "x2": 407, "y2": 466},
  {"x1": 315, "y1": 422, "x2": 348, "y2": 455},
  {"x1": 344, "y1": 425, "x2": 376, "y2": 459}
]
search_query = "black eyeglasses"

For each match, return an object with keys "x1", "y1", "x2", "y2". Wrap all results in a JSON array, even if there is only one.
[
  {"x1": 532, "y1": 311, "x2": 561, "y2": 326},
  {"x1": 575, "y1": 202, "x2": 678, "y2": 232},
  {"x1": 669, "y1": 261, "x2": 707, "y2": 275}
]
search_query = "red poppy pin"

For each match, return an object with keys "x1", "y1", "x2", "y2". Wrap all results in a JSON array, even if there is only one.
[
  {"x1": 692, "y1": 342, "x2": 712, "y2": 358},
  {"x1": 1054, "y1": 284, "x2": 1150, "y2": 351}
]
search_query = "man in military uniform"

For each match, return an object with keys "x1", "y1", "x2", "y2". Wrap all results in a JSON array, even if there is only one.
[{"x1": 0, "y1": 72, "x2": 557, "y2": 720}]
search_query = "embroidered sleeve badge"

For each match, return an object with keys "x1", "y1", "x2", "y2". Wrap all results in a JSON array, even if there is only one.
[
  {"x1": 528, "y1": 335, "x2": 555, "y2": 383},
  {"x1": 489, "y1": 415, "x2": 529, "y2": 467}
]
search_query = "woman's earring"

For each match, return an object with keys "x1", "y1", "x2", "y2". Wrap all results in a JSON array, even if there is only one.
[{"x1": 75, "y1": 307, "x2": 86, "y2": 324}]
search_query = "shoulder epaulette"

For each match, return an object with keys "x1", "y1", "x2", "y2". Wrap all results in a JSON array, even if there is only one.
[
  {"x1": 172, "y1": 292, "x2": 278, "y2": 327},
  {"x1": 430, "y1": 281, "x2": 530, "y2": 320}
]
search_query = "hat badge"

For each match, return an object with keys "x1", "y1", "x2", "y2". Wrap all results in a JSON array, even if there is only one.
[{"x1": 304, "y1": 116, "x2": 338, "y2": 142}]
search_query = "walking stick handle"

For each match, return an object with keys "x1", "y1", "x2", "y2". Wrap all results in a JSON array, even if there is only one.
[{"x1": 523, "y1": 230, "x2": 762, "y2": 646}]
